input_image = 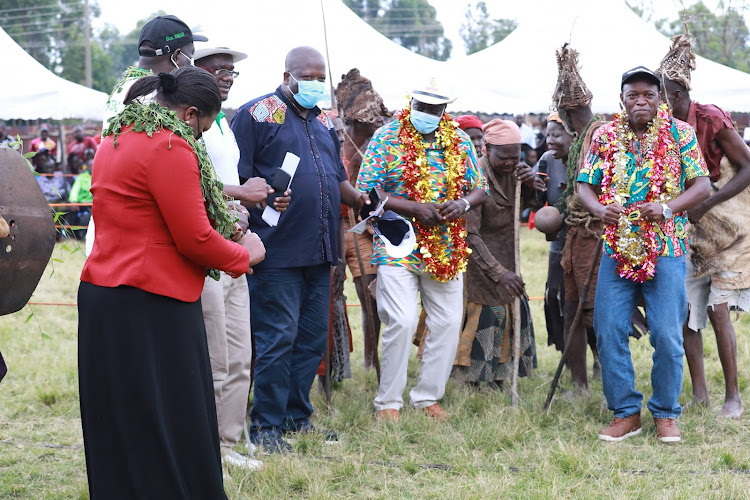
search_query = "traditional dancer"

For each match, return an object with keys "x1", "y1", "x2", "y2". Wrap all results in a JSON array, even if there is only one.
[
  {"x1": 553, "y1": 43, "x2": 606, "y2": 390},
  {"x1": 658, "y1": 26, "x2": 750, "y2": 419}
]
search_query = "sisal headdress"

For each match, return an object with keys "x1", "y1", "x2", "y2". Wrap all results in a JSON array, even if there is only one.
[
  {"x1": 335, "y1": 68, "x2": 392, "y2": 126},
  {"x1": 657, "y1": 20, "x2": 696, "y2": 90},
  {"x1": 552, "y1": 43, "x2": 593, "y2": 110}
]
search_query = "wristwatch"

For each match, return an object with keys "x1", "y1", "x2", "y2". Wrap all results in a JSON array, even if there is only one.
[
  {"x1": 661, "y1": 203, "x2": 673, "y2": 220},
  {"x1": 460, "y1": 198, "x2": 471, "y2": 213}
]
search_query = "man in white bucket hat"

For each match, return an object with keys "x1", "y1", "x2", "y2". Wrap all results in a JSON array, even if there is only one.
[{"x1": 356, "y1": 77, "x2": 488, "y2": 422}]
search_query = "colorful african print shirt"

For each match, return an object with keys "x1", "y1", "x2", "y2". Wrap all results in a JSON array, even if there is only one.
[
  {"x1": 577, "y1": 117, "x2": 708, "y2": 258},
  {"x1": 356, "y1": 119, "x2": 487, "y2": 270}
]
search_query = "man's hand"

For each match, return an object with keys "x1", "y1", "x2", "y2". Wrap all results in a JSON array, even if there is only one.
[
  {"x1": 687, "y1": 201, "x2": 709, "y2": 224},
  {"x1": 516, "y1": 163, "x2": 535, "y2": 187},
  {"x1": 351, "y1": 190, "x2": 370, "y2": 212},
  {"x1": 241, "y1": 230, "x2": 266, "y2": 270},
  {"x1": 533, "y1": 174, "x2": 549, "y2": 192},
  {"x1": 436, "y1": 199, "x2": 466, "y2": 222},
  {"x1": 499, "y1": 271, "x2": 525, "y2": 297},
  {"x1": 597, "y1": 203, "x2": 625, "y2": 225},
  {"x1": 412, "y1": 202, "x2": 443, "y2": 226},
  {"x1": 639, "y1": 202, "x2": 665, "y2": 222},
  {"x1": 238, "y1": 177, "x2": 272, "y2": 204},
  {"x1": 272, "y1": 189, "x2": 292, "y2": 212}
]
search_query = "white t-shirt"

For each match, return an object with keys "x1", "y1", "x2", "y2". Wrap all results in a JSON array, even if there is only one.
[{"x1": 202, "y1": 113, "x2": 240, "y2": 188}]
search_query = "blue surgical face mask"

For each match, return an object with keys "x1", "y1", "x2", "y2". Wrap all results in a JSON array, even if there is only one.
[
  {"x1": 410, "y1": 108, "x2": 442, "y2": 135},
  {"x1": 290, "y1": 74, "x2": 326, "y2": 109}
]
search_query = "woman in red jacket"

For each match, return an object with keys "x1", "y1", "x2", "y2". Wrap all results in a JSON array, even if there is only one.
[{"x1": 78, "y1": 67, "x2": 265, "y2": 499}]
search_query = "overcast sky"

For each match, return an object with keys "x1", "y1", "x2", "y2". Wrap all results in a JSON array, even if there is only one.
[{"x1": 92, "y1": 0, "x2": 739, "y2": 58}]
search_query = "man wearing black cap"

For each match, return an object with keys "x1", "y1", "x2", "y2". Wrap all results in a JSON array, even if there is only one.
[
  {"x1": 88, "y1": 14, "x2": 206, "y2": 255},
  {"x1": 101, "y1": 15, "x2": 206, "y2": 130},
  {"x1": 577, "y1": 66, "x2": 710, "y2": 443}
]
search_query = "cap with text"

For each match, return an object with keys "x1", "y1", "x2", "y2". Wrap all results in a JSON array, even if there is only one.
[{"x1": 138, "y1": 15, "x2": 207, "y2": 57}]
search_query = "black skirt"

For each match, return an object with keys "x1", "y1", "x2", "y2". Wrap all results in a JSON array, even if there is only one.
[{"x1": 78, "y1": 282, "x2": 227, "y2": 500}]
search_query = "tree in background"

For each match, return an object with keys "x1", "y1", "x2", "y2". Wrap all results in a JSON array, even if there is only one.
[
  {"x1": 1, "y1": 2, "x2": 160, "y2": 92},
  {"x1": 460, "y1": 1, "x2": 517, "y2": 55},
  {"x1": 628, "y1": 0, "x2": 750, "y2": 72},
  {"x1": 344, "y1": 0, "x2": 452, "y2": 60}
]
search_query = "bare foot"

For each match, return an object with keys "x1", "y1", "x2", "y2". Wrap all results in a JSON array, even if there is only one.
[
  {"x1": 682, "y1": 397, "x2": 709, "y2": 412},
  {"x1": 719, "y1": 399, "x2": 743, "y2": 420},
  {"x1": 592, "y1": 358, "x2": 602, "y2": 381}
]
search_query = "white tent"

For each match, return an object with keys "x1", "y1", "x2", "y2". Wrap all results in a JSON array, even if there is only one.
[
  {"x1": 0, "y1": 27, "x2": 108, "y2": 121},
  {"x1": 450, "y1": 0, "x2": 750, "y2": 114},
  {"x1": 192, "y1": 0, "x2": 448, "y2": 111}
]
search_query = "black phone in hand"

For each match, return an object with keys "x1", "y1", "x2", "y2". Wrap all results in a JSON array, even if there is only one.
[
  {"x1": 266, "y1": 168, "x2": 292, "y2": 208},
  {"x1": 360, "y1": 188, "x2": 381, "y2": 220}
]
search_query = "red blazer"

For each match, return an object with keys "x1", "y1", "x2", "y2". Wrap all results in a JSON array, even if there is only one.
[{"x1": 81, "y1": 127, "x2": 249, "y2": 302}]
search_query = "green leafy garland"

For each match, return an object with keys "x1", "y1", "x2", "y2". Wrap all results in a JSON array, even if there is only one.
[
  {"x1": 557, "y1": 114, "x2": 602, "y2": 216},
  {"x1": 103, "y1": 101, "x2": 237, "y2": 280}
]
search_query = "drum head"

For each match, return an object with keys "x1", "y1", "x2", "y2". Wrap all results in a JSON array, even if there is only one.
[{"x1": 0, "y1": 147, "x2": 56, "y2": 316}]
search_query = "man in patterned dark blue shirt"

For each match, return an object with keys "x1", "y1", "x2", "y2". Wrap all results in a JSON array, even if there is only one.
[{"x1": 231, "y1": 46, "x2": 367, "y2": 453}]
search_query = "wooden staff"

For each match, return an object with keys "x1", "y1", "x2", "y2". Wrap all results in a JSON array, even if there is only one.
[
  {"x1": 348, "y1": 209, "x2": 381, "y2": 383},
  {"x1": 510, "y1": 179, "x2": 522, "y2": 407},
  {"x1": 324, "y1": 333, "x2": 332, "y2": 412},
  {"x1": 543, "y1": 231, "x2": 605, "y2": 410}
]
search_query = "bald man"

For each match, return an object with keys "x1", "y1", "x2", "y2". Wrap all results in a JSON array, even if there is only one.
[{"x1": 231, "y1": 46, "x2": 367, "y2": 453}]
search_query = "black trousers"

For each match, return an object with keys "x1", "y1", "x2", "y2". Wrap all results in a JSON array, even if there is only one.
[{"x1": 78, "y1": 282, "x2": 226, "y2": 500}]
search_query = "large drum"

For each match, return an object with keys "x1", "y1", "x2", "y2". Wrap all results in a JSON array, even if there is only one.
[{"x1": 0, "y1": 147, "x2": 56, "y2": 316}]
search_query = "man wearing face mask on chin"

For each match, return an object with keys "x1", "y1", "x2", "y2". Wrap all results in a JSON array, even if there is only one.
[
  {"x1": 231, "y1": 46, "x2": 369, "y2": 453},
  {"x1": 356, "y1": 79, "x2": 488, "y2": 422},
  {"x1": 87, "y1": 14, "x2": 206, "y2": 256}
]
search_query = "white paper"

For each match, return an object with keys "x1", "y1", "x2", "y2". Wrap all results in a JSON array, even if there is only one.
[
  {"x1": 347, "y1": 198, "x2": 388, "y2": 234},
  {"x1": 262, "y1": 152, "x2": 300, "y2": 227}
]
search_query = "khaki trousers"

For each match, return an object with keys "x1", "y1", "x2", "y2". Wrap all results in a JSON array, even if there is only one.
[
  {"x1": 202, "y1": 273, "x2": 251, "y2": 449},
  {"x1": 374, "y1": 264, "x2": 463, "y2": 410}
]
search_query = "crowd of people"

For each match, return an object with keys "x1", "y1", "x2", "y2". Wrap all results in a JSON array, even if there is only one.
[{"x1": 23, "y1": 12, "x2": 743, "y2": 498}]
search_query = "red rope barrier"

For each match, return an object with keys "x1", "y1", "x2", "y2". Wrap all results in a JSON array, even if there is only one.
[{"x1": 25, "y1": 297, "x2": 545, "y2": 308}]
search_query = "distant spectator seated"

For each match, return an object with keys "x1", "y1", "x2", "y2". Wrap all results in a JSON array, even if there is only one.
[
  {"x1": 30, "y1": 126, "x2": 57, "y2": 156},
  {"x1": 69, "y1": 153, "x2": 93, "y2": 240},
  {"x1": 0, "y1": 122, "x2": 15, "y2": 148},
  {"x1": 82, "y1": 148, "x2": 96, "y2": 170},
  {"x1": 68, "y1": 126, "x2": 98, "y2": 160}
]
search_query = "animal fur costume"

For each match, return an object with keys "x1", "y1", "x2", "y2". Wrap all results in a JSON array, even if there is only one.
[
  {"x1": 689, "y1": 157, "x2": 750, "y2": 290},
  {"x1": 658, "y1": 22, "x2": 750, "y2": 290}
]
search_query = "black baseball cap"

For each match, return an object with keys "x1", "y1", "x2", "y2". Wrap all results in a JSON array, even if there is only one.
[
  {"x1": 138, "y1": 15, "x2": 207, "y2": 57},
  {"x1": 621, "y1": 66, "x2": 661, "y2": 89}
]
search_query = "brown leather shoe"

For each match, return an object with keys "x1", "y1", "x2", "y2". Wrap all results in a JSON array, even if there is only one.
[
  {"x1": 422, "y1": 403, "x2": 450, "y2": 421},
  {"x1": 654, "y1": 417, "x2": 681, "y2": 443},
  {"x1": 375, "y1": 409, "x2": 399, "y2": 422},
  {"x1": 598, "y1": 413, "x2": 641, "y2": 442}
]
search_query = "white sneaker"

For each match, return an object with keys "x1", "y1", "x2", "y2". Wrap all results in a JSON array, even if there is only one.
[{"x1": 222, "y1": 450, "x2": 263, "y2": 471}]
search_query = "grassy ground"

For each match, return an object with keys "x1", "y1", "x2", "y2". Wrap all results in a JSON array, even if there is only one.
[{"x1": 1, "y1": 231, "x2": 749, "y2": 499}]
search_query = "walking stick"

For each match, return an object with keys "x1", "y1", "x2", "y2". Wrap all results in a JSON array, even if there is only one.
[
  {"x1": 348, "y1": 208, "x2": 381, "y2": 383},
  {"x1": 543, "y1": 231, "x2": 605, "y2": 410},
  {"x1": 324, "y1": 330, "x2": 332, "y2": 413},
  {"x1": 511, "y1": 179, "x2": 522, "y2": 407}
]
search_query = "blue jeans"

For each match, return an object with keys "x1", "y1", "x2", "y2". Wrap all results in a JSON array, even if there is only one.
[
  {"x1": 595, "y1": 255, "x2": 687, "y2": 419},
  {"x1": 247, "y1": 264, "x2": 331, "y2": 433}
]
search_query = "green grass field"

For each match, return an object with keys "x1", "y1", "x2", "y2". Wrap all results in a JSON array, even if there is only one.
[{"x1": 1, "y1": 231, "x2": 749, "y2": 499}]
